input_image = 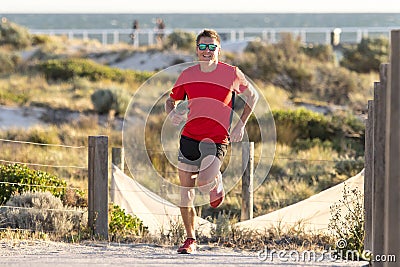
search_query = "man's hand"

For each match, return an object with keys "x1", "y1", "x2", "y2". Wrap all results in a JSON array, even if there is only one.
[
  {"x1": 230, "y1": 122, "x2": 245, "y2": 142},
  {"x1": 168, "y1": 109, "x2": 186, "y2": 126}
]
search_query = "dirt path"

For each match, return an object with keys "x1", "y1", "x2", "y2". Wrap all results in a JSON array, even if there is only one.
[{"x1": 0, "y1": 240, "x2": 369, "y2": 267}]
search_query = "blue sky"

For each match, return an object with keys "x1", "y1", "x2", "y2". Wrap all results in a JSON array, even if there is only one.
[{"x1": 2, "y1": 0, "x2": 400, "y2": 13}]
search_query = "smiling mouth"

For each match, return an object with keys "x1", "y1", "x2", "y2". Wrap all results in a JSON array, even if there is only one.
[{"x1": 201, "y1": 54, "x2": 213, "y2": 59}]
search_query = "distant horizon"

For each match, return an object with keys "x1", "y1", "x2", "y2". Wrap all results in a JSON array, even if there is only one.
[
  {"x1": 2, "y1": 0, "x2": 400, "y2": 14},
  {"x1": 5, "y1": 13, "x2": 400, "y2": 31},
  {"x1": 3, "y1": 12, "x2": 400, "y2": 15}
]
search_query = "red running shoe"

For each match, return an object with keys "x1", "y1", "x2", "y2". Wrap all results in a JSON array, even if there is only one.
[
  {"x1": 209, "y1": 172, "x2": 224, "y2": 208},
  {"x1": 177, "y1": 238, "x2": 197, "y2": 254}
]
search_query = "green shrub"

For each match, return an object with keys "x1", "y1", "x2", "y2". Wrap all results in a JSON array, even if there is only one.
[
  {"x1": 301, "y1": 44, "x2": 335, "y2": 63},
  {"x1": 38, "y1": 58, "x2": 152, "y2": 83},
  {"x1": 90, "y1": 89, "x2": 113, "y2": 114},
  {"x1": 165, "y1": 30, "x2": 196, "y2": 50},
  {"x1": 0, "y1": 191, "x2": 87, "y2": 235},
  {"x1": 240, "y1": 41, "x2": 284, "y2": 82},
  {"x1": 0, "y1": 49, "x2": 21, "y2": 74},
  {"x1": 110, "y1": 87, "x2": 131, "y2": 116},
  {"x1": 273, "y1": 108, "x2": 331, "y2": 144},
  {"x1": 0, "y1": 20, "x2": 31, "y2": 49},
  {"x1": 109, "y1": 204, "x2": 148, "y2": 241},
  {"x1": 311, "y1": 64, "x2": 358, "y2": 105},
  {"x1": 340, "y1": 37, "x2": 389, "y2": 73},
  {"x1": 91, "y1": 87, "x2": 131, "y2": 116},
  {"x1": 31, "y1": 34, "x2": 52, "y2": 46},
  {"x1": 0, "y1": 164, "x2": 67, "y2": 204},
  {"x1": 0, "y1": 88, "x2": 29, "y2": 105},
  {"x1": 283, "y1": 62, "x2": 313, "y2": 93},
  {"x1": 271, "y1": 108, "x2": 365, "y2": 156},
  {"x1": 334, "y1": 156, "x2": 364, "y2": 177},
  {"x1": 239, "y1": 34, "x2": 305, "y2": 86},
  {"x1": 236, "y1": 36, "x2": 370, "y2": 106},
  {"x1": 330, "y1": 113, "x2": 365, "y2": 156}
]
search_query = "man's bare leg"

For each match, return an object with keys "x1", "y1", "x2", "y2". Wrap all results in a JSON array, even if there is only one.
[
  {"x1": 178, "y1": 162, "x2": 197, "y2": 239},
  {"x1": 197, "y1": 155, "x2": 222, "y2": 193}
]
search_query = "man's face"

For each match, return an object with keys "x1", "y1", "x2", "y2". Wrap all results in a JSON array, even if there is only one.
[{"x1": 196, "y1": 37, "x2": 220, "y2": 63}]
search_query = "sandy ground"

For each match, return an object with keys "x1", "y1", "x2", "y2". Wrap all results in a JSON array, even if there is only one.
[
  {"x1": 0, "y1": 106, "x2": 48, "y2": 130},
  {"x1": 0, "y1": 240, "x2": 369, "y2": 267}
]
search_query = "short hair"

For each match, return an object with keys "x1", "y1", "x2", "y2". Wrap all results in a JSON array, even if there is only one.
[{"x1": 196, "y1": 29, "x2": 221, "y2": 45}]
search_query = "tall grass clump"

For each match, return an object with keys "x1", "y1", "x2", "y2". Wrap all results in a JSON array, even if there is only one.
[
  {"x1": 0, "y1": 49, "x2": 21, "y2": 74},
  {"x1": 0, "y1": 191, "x2": 87, "y2": 236},
  {"x1": 0, "y1": 20, "x2": 31, "y2": 49}
]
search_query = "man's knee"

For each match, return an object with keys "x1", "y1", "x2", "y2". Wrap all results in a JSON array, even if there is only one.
[{"x1": 180, "y1": 188, "x2": 195, "y2": 207}]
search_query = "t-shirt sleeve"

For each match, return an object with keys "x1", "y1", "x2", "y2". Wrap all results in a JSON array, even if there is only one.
[
  {"x1": 169, "y1": 73, "x2": 187, "y2": 100},
  {"x1": 235, "y1": 67, "x2": 249, "y2": 94}
]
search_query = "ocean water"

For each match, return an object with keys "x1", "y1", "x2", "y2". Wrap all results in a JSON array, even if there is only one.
[{"x1": 2, "y1": 13, "x2": 400, "y2": 30}]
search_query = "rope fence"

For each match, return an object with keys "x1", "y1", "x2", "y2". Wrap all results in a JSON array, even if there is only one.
[
  {"x1": 0, "y1": 138, "x2": 86, "y2": 149},
  {"x1": 0, "y1": 205, "x2": 86, "y2": 214},
  {"x1": 0, "y1": 159, "x2": 87, "y2": 169},
  {"x1": 0, "y1": 135, "x2": 362, "y2": 238},
  {"x1": 0, "y1": 181, "x2": 86, "y2": 192}
]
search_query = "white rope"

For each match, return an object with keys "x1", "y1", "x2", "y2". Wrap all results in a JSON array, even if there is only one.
[
  {"x1": 0, "y1": 181, "x2": 87, "y2": 192},
  {"x1": 0, "y1": 138, "x2": 86, "y2": 149},
  {"x1": 0, "y1": 205, "x2": 87, "y2": 213},
  {"x1": 0, "y1": 159, "x2": 87, "y2": 169}
]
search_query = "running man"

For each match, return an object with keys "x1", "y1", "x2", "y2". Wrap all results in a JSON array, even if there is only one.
[{"x1": 165, "y1": 29, "x2": 258, "y2": 254}]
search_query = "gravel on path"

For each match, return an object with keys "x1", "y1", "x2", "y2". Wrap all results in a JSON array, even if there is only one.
[{"x1": 0, "y1": 240, "x2": 370, "y2": 267}]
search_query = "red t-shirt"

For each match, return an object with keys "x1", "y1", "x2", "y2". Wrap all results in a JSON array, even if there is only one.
[{"x1": 169, "y1": 62, "x2": 249, "y2": 144}]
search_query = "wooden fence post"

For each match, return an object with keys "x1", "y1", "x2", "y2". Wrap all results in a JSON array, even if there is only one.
[
  {"x1": 372, "y1": 79, "x2": 387, "y2": 264},
  {"x1": 384, "y1": 30, "x2": 400, "y2": 266},
  {"x1": 364, "y1": 100, "x2": 374, "y2": 252},
  {"x1": 241, "y1": 142, "x2": 254, "y2": 221},
  {"x1": 88, "y1": 136, "x2": 109, "y2": 239},
  {"x1": 112, "y1": 147, "x2": 125, "y2": 172}
]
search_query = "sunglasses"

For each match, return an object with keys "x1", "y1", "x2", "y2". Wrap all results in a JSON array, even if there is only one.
[{"x1": 197, "y1": 43, "x2": 218, "y2": 51}]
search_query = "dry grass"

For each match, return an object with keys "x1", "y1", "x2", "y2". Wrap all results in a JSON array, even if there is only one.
[
  {"x1": 0, "y1": 228, "x2": 50, "y2": 241},
  {"x1": 258, "y1": 83, "x2": 291, "y2": 110},
  {"x1": 0, "y1": 74, "x2": 141, "y2": 111}
]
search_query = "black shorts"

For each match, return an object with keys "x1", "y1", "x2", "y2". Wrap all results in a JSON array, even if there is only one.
[{"x1": 178, "y1": 135, "x2": 228, "y2": 167}]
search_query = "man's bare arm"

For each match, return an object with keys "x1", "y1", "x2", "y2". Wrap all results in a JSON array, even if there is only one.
[
  {"x1": 239, "y1": 84, "x2": 258, "y2": 125},
  {"x1": 230, "y1": 84, "x2": 259, "y2": 142}
]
